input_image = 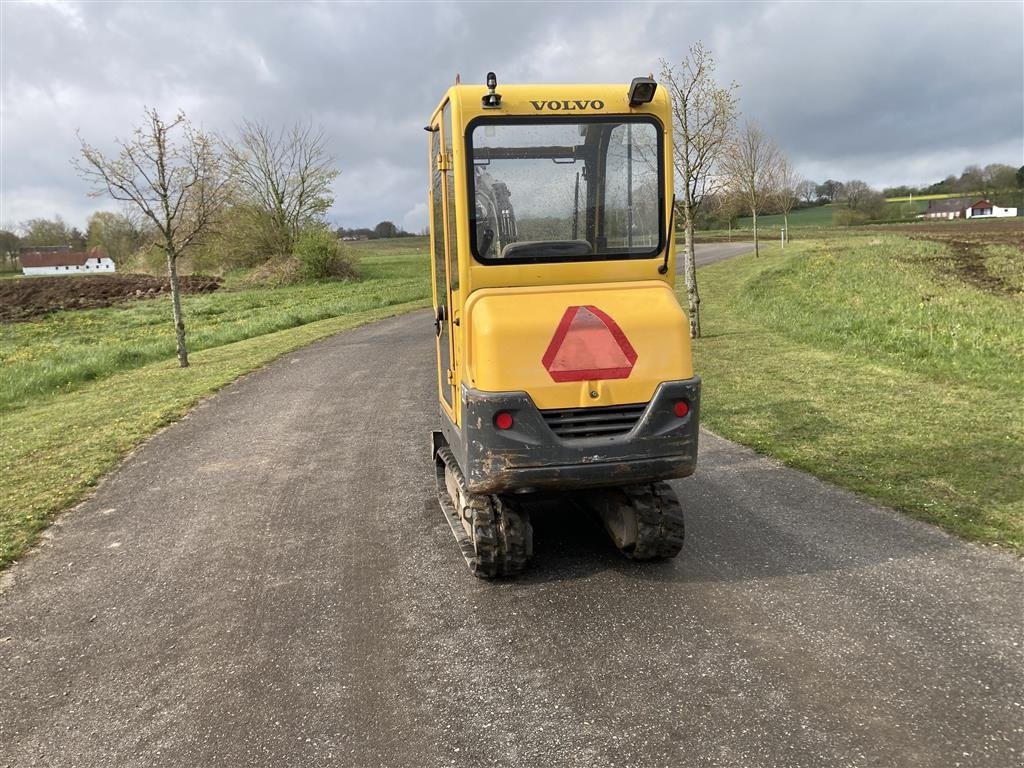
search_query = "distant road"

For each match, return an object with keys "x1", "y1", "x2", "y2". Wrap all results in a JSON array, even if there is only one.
[{"x1": 688, "y1": 241, "x2": 756, "y2": 269}]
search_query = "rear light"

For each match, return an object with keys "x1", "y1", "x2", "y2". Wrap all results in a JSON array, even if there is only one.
[
  {"x1": 494, "y1": 411, "x2": 514, "y2": 430},
  {"x1": 673, "y1": 401, "x2": 690, "y2": 418}
]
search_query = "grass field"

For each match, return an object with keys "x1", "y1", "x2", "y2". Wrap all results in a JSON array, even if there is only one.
[
  {"x1": 688, "y1": 232, "x2": 1023, "y2": 550},
  {"x1": 724, "y1": 201, "x2": 936, "y2": 235},
  {"x1": 695, "y1": 205, "x2": 860, "y2": 242},
  {"x1": 886, "y1": 190, "x2": 993, "y2": 203},
  {"x1": 0, "y1": 239, "x2": 430, "y2": 411},
  {"x1": 0, "y1": 239, "x2": 431, "y2": 567},
  {"x1": 738, "y1": 204, "x2": 839, "y2": 230},
  {"x1": 4, "y1": 229, "x2": 1022, "y2": 566}
]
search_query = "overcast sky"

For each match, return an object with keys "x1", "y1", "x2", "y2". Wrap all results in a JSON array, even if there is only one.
[{"x1": 2, "y1": 0, "x2": 1022, "y2": 233}]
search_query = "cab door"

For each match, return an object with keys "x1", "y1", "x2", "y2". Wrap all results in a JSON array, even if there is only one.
[{"x1": 429, "y1": 107, "x2": 457, "y2": 416}]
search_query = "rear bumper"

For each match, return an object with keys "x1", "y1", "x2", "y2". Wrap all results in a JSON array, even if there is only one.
[{"x1": 440, "y1": 378, "x2": 700, "y2": 494}]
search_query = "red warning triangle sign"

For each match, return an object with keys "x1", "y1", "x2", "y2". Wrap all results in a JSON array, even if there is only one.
[{"x1": 542, "y1": 305, "x2": 638, "y2": 383}]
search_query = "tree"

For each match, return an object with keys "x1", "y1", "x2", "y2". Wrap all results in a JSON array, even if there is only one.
[
  {"x1": 659, "y1": 44, "x2": 739, "y2": 338},
  {"x1": 86, "y1": 209, "x2": 147, "y2": 265},
  {"x1": 927, "y1": 174, "x2": 958, "y2": 194},
  {"x1": 816, "y1": 179, "x2": 844, "y2": 203},
  {"x1": 864, "y1": 193, "x2": 887, "y2": 221},
  {"x1": 722, "y1": 120, "x2": 782, "y2": 258},
  {"x1": 223, "y1": 120, "x2": 340, "y2": 258},
  {"x1": 774, "y1": 158, "x2": 800, "y2": 244},
  {"x1": 841, "y1": 179, "x2": 871, "y2": 209},
  {"x1": 796, "y1": 179, "x2": 818, "y2": 206},
  {"x1": 77, "y1": 108, "x2": 229, "y2": 367},
  {"x1": 18, "y1": 215, "x2": 86, "y2": 249},
  {"x1": 707, "y1": 190, "x2": 746, "y2": 232},
  {"x1": 981, "y1": 163, "x2": 1017, "y2": 193},
  {"x1": 1017, "y1": 166, "x2": 1024, "y2": 189},
  {"x1": 834, "y1": 179, "x2": 886, "y2": 225},
  {"x1": 373, "y1": 220, "x2": 399, "y2": 239},
  {"x1": 957, "y1": 164, "x2": 984, "y2": 193},
  {"x1": 883, "y1": 185, "x2": 917, "y2": 198},
  {"x1": 0, "y1": 229, "x2": 20, "y2": 271}
]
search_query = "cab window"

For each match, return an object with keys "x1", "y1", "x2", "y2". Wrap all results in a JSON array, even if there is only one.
[{"x1": 466, "y1": 117, "x2": 662, "y2": 263}]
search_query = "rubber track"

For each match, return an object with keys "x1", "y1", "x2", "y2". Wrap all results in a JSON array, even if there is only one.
[
  {"x1": 436, "y1": 445, "x2": 532, "y2": 578},
  {"x1": 622, "y1": 482, "x2": 685, "y2": 560}
]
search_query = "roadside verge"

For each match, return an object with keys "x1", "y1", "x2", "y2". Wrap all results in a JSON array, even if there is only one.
[{"x1": 0, "y1": 299, "x2": 430, "y2": 567}]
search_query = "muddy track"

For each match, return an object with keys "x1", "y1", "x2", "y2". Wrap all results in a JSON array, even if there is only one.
[
  {"x1": 900, "y1": 221, "x2": 1023, "y2": 296},
  {"x1": 924, "y1": 237, "x2": 1016, "y2": 294}
]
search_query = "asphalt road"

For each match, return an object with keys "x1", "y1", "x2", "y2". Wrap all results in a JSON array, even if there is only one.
[
  {"x1": 689, "y1": 241, "x2": 756, "y2": 268},
  {"x1": 2, "y1": 311, "x2": 1022, "y2": 768}
]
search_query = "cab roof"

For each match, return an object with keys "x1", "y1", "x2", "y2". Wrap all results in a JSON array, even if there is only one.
[{"x1": 432, "y1": 81, "x2": 670, "y2": 124}]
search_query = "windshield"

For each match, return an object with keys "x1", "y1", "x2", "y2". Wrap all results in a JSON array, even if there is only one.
[{"x1": 467, "y1": 118, "x2": 663, "y2": 263}]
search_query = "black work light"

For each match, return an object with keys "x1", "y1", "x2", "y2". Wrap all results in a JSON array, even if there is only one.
[
  {"x1": 482, "y1": 71, "x2": 502, "y2": 108},
  {"x1": 628, "y1": 77, "x2": 657, "y2": 107}
]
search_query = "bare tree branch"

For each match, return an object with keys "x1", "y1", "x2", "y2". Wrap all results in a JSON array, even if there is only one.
[
  {"x1": 721, "y1": 120, "x2": 784, "y2": 258},
  {"x1": 773, "y1": 156, "x2": 800, "y2": 245},
  {"x1": 221, "y1": 119, "x2": 339, "y2": 257}
]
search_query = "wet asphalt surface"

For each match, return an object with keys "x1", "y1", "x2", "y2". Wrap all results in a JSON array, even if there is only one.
[{"x1": 2, "y1": 297, "x2": 1022, "y2": 767}]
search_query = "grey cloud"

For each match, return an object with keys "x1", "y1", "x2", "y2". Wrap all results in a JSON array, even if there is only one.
[{"x1": 2, "y1": 1, "x2": 1021, "y2": 232}]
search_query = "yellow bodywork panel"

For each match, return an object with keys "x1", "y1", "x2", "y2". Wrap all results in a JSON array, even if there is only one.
[{"x1": 464, "y1": 281, "x2": 692, "y2": 410}]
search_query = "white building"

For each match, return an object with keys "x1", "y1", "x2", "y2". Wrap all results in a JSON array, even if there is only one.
[
  {"x1": 923, "y1": 197, "x2": 971, "y2": 220},
  {"x1": 20, "y1": 249, "x2": 116, "y2": 276},
  {"x1": 924, "y1": 197, "x2": 1019, "y2": 220},
  {"x1": 964, "y1": 199, "x2": 1017, "y2": 218}
]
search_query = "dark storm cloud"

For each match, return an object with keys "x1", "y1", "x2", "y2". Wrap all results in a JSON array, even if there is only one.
[{"x1": 2, "y1": 1, "x2": 1021, "y2": 231}]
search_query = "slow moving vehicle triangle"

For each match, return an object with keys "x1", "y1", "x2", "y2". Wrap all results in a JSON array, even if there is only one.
[{"x1": 542, "y1": 305, "x2": 638, "y2": 382}]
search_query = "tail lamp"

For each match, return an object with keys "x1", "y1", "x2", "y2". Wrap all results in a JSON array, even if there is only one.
[{"x1": 494, "y1": 411, "x2": 514, "y2": 430}]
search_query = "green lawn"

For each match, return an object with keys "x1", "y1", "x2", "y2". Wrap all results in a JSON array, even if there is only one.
[
  {"x1": 737, "y1": 204, "x2": 839, "y2": 230},
  {"x1": 4, "y1": 231, "x2": 1021, "y2": 566},
  {"x1": 688, "y1": 234, "x2": 1023, "y2": 550},
  {"x1": 694, "y1": 205, "x2": 842, "y2": 242},
  {"x1": 727, "y1": 200, "x2": 929, "y2": 235},
  {"x1": 0, "y1": 242, "x2": 432, "y2": 567},
  {"x1": 0, "y1": 240, "x2": 430, "y2": 412}
]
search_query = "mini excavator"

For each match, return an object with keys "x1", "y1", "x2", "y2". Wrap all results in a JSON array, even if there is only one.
[{"x1": 427, "y1": 73, "x2": 700, "y2": 577}]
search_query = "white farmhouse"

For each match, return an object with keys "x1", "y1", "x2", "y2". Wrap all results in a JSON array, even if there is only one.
[
  {"x1": 21, "y1": 249, "x2": 116, "y2": 276},
  {"x1": 963, "y1": 199, "x2": 1018, "y2": 218}
]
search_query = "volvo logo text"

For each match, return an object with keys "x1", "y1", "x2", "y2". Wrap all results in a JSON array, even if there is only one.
[{"x1": 530, "y1": 99, "x2": 605, "y2": 111}]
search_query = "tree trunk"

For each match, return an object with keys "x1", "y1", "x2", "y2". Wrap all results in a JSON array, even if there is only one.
[
  {"x1": 166, "y1": 246, "x2": 189, "y2": 368},
  {"x1": 682, "y1": 208, "x2": 701, "y2": 339},
  {"x1": 752, "y1": 208, "x2": 759, "y2": 258}
]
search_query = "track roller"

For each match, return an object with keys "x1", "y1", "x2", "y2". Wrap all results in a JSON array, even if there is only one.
[
  {"x1": 435, "y1": 443, "x2": 532, "y2": 578},
  {"x1": 584, "y1": 481, "x2": 685, "y2": 560}
]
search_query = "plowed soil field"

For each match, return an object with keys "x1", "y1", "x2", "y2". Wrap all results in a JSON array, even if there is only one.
[{"x1": 0, "y1": 274, "x2": 221, "y2": 322}]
